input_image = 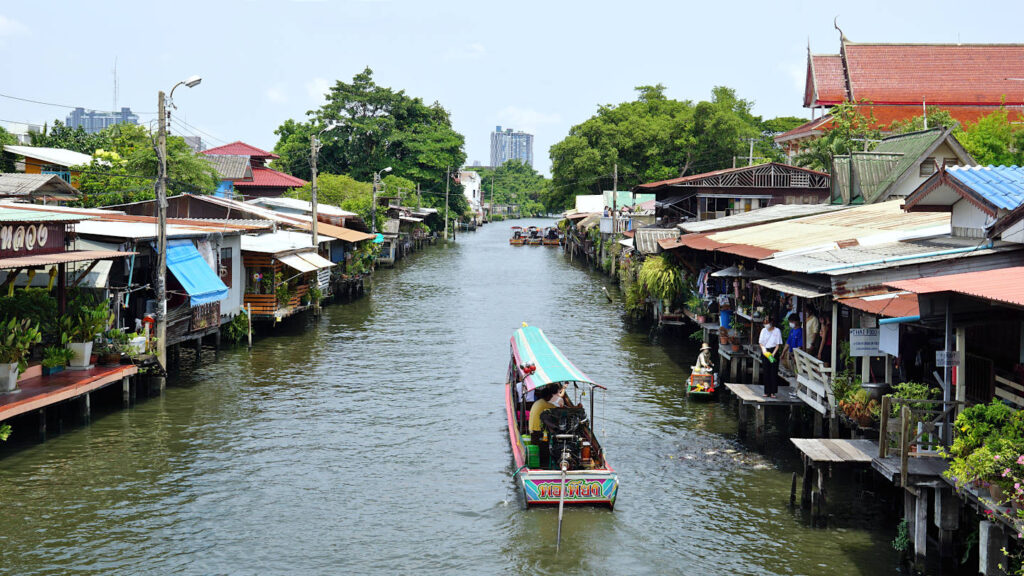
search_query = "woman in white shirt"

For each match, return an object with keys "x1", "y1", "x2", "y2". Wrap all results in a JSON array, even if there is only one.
[{"x1": 759, "y1": 317, "x2": 783, "y2": 398}]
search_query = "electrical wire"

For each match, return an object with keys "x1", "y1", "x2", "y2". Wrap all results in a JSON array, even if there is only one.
[{"x1": 0, "y1": 92, "x2": 156, "y2": 115}]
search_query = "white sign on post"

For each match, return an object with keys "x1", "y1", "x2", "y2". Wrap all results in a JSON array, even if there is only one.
[
  {"x1": 936, "y1": 350, "x2": 961, "y2": 367},
  {"x1": 849, "y1": 328, "x2": 880, "y2": 356}
]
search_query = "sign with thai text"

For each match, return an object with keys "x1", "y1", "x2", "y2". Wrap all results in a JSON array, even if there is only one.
[
  {"x1": 0, "y1": 222, "x2": 65, "y2": 259},
  {"x1": 849, "y1": 328, "x2": 880, "y2": 356},
  {"x1": 936, "y1": 350, "x2": 961, "y2": 367}
]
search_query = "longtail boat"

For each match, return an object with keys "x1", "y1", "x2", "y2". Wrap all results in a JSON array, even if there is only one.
[
  {"x1": 506, "y1": 325, "x2": 618, "y2": 510},
  {"x1": 525, "y1": 226, "x2": 542, "y2": 245},
  {"x1": 542, "y1": 227, "x2": 561, "y2": 246},
  {"x1": 509, "y1": 226, "x2": 525, "y2": 245},
  {"x1": 685, "y1": 371, "x2": 719, "y2": 399}
]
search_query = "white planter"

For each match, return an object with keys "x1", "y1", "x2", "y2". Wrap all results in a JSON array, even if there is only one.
[
  {"x1": 0, "y1": 362, "x2": 19, "y2": 393},
  {"x1": 68, "y1": 342, "x2": 93, "y2": 367}
]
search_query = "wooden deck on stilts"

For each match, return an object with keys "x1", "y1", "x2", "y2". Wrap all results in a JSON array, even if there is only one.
[
  {"x1": 724, "y1": 383, "x2": 803, "y2": 449},
  {"x1": 791, "y1": 438, "x2": 877, "y2": 464}
]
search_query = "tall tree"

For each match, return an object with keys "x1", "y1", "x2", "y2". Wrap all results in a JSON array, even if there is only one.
[
  {"x1": 794, "y1": 101, "x2": 880, "y2": 172},
  {"x1": 467, "y1": 159, "x2": 550, "y2": 215},
  {"x1": 956, "y1": 108, "x2": 1024, "y2": 166},
  {"x1": 272, "y1": 68, "x2": 466, "y2": 196}
]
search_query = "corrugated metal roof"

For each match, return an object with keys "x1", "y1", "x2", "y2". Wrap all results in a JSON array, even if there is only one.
[
  {"x1": 249, "y1": 196, "x2": 358, "y2": 218},
  {"x1": 179, "y1": 195, "x2": 372, "y2": 242},
  {"x1": 678, "y1": 203, "x2": 847, "y2": 233},
  {"x1": 887, "y1": 266, "x2": 1024, "y2": 308},
  {"x1": 3, "y1": 145, "x2": 93, "y2": 168},
  {"x1": 839, "y1": 292, "x2": 919, "y2": 318},
  {"x1": 204, "y1": 155, "x2": 252, "y2": 181},
  {"x1": 634, "y1": 227, "x2": 678, "y2": 254},
  {"x1": 752, "y1": 275, "x2": 831, "y2": 299},
  {"x1": 763, "y1": 236, "x2": 1015, "y2": 275},
  {"x1": 240, "y1": 230, "x2": 327, "y2": 254},
  {"x1": 0, "y1": 249, "x2": 134, "y2": 270},
  {"x1": 685, "y1": 200, "x2": 949, "y2": 257},
  {"x1": 0, "y1": 206, "x2": 87, "y2": 222},
  {"x1": 947, "y1": 165, "x2": 1024, "y2": 211},
  {"x1": 75, "y1": 220, "x2": 219, "y2": 240},
  {"x1": 0, "y1": 173, "x2": 79, "y2": 199}
]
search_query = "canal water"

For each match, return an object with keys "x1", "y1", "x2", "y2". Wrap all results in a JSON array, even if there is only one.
[{"x1": 0, "y1": 219, "x2": 903, "y2": 575}]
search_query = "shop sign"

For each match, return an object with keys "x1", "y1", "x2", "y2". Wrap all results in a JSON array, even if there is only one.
[
  {"x1": 936, "y1": 350, "x2": 961, "y2": 367},
  {"x1": 849, "y1": 328, "x2": 880, "y2": 356},
  {"x1": 0, "y1": 222, "x2": 65, "y2": 259}
]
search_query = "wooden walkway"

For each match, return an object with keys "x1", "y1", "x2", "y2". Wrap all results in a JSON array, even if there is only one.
[
  {"x1": 791, "y1": 438, "x2": 877, "y2": 464},
  {"x1": 725, "y1": 383, "x2": 802, "y2": 449},
  {"x1": 872, "y1": 455, "x2": 948, "y2": 486},
  {"x1": 0, "y1": 365, "x2": 138, "y2": 422}
]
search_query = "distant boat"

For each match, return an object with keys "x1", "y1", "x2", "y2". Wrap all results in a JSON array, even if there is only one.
[
  {"x1": 509, "y1": 226, "x2": 526, "y2": 246},
  {"x1": 542, "y1": 226, "x2": 561, "y2": 246},
  {"x1": 505, "y1": 325, "x2": 619, "y2": 510},
  {"x1": 525, "y1": 225, "x2": 543, "y2": 245}
]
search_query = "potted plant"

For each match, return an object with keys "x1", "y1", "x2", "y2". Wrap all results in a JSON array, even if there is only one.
[
  {"x1": 60, "y1": 303, "x2": 111, "y2": 367},
  {"x1": 41, "y1": 344, "x2": 73, "y2": 376},
  {"x1": 0, "y1": 317, "x2": 42, "y2": 392},
  {"x1": 95, "y1": 341, "x2": 121, "y2": 367}
]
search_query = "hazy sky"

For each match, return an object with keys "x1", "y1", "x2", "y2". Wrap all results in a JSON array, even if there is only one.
[{"x1": 2, "y1": 0, "x2": 1022, "y2": 176}]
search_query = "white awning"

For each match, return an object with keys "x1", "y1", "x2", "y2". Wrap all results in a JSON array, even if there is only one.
[
  {"x1": 298, "y1": 252, "x2": 334, "y2": 270},
  {"x1": 279, "y1": 253, "x2": 317, "y2": 273}
]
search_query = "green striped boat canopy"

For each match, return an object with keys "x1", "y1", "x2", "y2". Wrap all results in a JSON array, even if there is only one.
[{"x1": 511, "y1": 325, "x2": 598, "y2": 391}]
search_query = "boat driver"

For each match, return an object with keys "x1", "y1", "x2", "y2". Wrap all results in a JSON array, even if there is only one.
[
  {"x1": 529, "y1": 385, "x2": 559, "y2": 468},
  {"x1": 692, "y1": 342, "x2": 713, "y2": 374}
]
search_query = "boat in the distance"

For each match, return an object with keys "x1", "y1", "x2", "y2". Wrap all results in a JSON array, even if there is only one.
[
  {"x1": 505, "y1": 325, "x2": 618, "y2": 509},
  {"x1": 542, "y1": 227, "x2": 561, "y2": 246},
  {"x1": 509, "y1": 226, "x2": 525, "y2": 245},
  {"x1": 525, "y1": 226, "x2": 543, "y2": 245}
]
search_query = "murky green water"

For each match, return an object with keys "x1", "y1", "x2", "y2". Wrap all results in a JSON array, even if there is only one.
[{"x1": 0, "y1": 219, "x2": 903, "y2": 575}]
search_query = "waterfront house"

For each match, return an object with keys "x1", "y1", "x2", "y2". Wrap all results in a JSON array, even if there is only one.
[
  {"x1": 200, "y1": 141, "x2": 307, "y2": 199},
  {"x1": 239, "y1": 230, "x2": 334, "y2": 322},
  {"x1": 2, "y1": 145, "x2": 93, "y2": 188},
  {"x1": 830, "y1": 127, "x2": 974, "y2": 205},
  {"x1": 634, "y1": 163, "x2": 831, "y2": 225}
]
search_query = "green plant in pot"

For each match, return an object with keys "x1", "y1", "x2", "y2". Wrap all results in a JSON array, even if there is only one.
[
  {"x1": 41, "y1": 341, "x2": 74, "y2": 376},
  {"x1": 60, "y1": 303, "x2": 112, "y2": 367},
  {"x1": 0, "y1": 317, "x2": 42, "y2": 392},
  {"x1": 95, "y1": 341, "x2": 121, "y2": 367}
]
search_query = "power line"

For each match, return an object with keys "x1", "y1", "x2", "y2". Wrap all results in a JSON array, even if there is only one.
[{"x1": 0, "y1": 92, "x2": 156, "y2": 115}]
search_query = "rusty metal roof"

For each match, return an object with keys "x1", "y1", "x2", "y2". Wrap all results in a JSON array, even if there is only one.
[
  {"x1": 678, "y1": 203, "x2": 847, "y2": 234},
  {"x1": 634, "y1": 228, "x2": 678, "y2": 254},
  {"x1": 0, "y1": 206, "x2": 87, "y2": 223},
  {"x1": 0, "y1": 249, "x2": 134, "y2": 270},
  {"x1": 839, "y1": 292, "x2": 919, "y2": 318},
  {"x1": 887, "y1": 266, "x2": 1024, "y2": 308}
]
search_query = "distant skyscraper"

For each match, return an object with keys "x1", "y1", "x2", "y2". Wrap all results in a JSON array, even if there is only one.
[
  {"x1": 490, "y1": 126, "x2": 534, "y2": 168},
  {"x1": 66, "y1": 107, "x2": 139, "y2": 134}
]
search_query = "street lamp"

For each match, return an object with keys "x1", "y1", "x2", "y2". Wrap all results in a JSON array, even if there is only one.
[
  {"x1": 310, "y1": 122, "x2": 339, "y2": 246},
  {"x1": 155, "y1": 75, "x2": 201, "y2": 372},
  {"x1": 371, "y1": 166, "x2": 392, "y2": 233}
]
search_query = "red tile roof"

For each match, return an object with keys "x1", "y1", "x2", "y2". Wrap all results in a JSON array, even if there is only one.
[
  {"x1": 845, "y1": 44, "x2": 1024, "y2": 105},
  {"x1": 233, "y1": 166, "x2": 307, "y2": 189},
  {"x1": 808, "y1": 55, "x2": 847, "y2": 106},
  {"x1": 887, "y1": 266, "x2": 1024, "y2": 308},
  {"x1": 202, "y1": 141, "x2": 279, "y2": 160},
  {"x1": 839, "y1": 292, "x2": 919, "y2": 318}
]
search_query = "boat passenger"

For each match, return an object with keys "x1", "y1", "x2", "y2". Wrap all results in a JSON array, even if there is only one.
[
  {"x1": 529, "y1": 385, "x2": 559, "y2": 468},
  {"x1": 692, "y1": 342, "x2": 713, "y2": 374}
]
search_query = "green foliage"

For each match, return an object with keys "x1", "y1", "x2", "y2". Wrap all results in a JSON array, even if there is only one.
[
  {"x1": 223, "y1": 313, "x2": 250, "y2": 345},
  {"x1": 956, "y1": 108, "x2": 1024, "y2": 167},
  {"x1": 29, "y1": 119, "x2": 107, "y2": 153},
  {"x1": 0, "y1": 317, "x2": 42, "y2": 373},
  {"x1": 888, "y1": 107, "x2": 959, "y2": 133},
  {"x1": 624, "y1": 282, "x2": 648, "y2": 317},
  {"x1": 0, "y1": 288, "x2": 58, "y2": 341},
  {"x1": 637, "y1": 255, "x2": 683, "y2": 303},
  {"x1": 892, "y1": 519, "x2": 910, "y2": 552},
  {"x1": 275, "y1": 272, "x2": 292, "y2": 306},
  {"x1": 890, "y1": 381, "x2": 940, "y2": 418},
  {"x1": 42, "y1": 344, "x2": 74, "y2": 368},
  {"x1": 795, "y1": 101, "x2": 880, "y2": 172},
  {"x1": 310, "y1": 285, "x2": 323, "y2": 304},
  {"x1": 0, "y1": 126, "x2": 16, "y2": 172},
  {"x1": 287, "y1": 173, "x2": 382, "y2": 226},
  {"x1": 466, "y1": 160, "x2": 551, "y2": 215},
  {"x1": 549, "y1": 85, "x2": 783, "y2": 211},
  {"x1": 689, "y1": 329, "x2": 704, "y2": 343},
  {"x1": 0, "y1": 422, "x2": 9, "y2": 441},
  {"x1": 58, "y1": 301, "x2": 112, "y2": 342},
  {"x1": 272, "y1": 68, "x2": 466, "y2": 212}
]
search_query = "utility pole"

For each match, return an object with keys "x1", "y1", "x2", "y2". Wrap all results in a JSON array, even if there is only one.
[
  {"x1": 416, "y1": 182, "x2": 421, "y2": 210},
  {"x1": 611, "y1": 163, "x2": 618, "y2": 233},
  {"x1": 489, "y1": 173, "x2": 494, "y2": 223},
  {"x1": 748, "y1": 138, "x2": 755, "y2": 166},
  {"x1": 444, "y1": 165, "x2": 450, "y2": 240},
  {"x1": 155, "y1": 90, "x2": 168, "y2": 370},
  {"x1": 371, "y1": 172, "x2": 378, "y2": 234},
  {"x1": 310, "y1": 134, "x2": 319, "y2": 246}
]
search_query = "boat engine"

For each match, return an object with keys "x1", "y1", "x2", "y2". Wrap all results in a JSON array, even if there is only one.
[{"x1": 542, "y1": 408, "x2": 584, "y2": 470}]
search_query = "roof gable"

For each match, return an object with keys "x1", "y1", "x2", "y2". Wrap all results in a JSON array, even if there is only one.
[
  {"x1": 806, "y1": 54, "x2": 847, "y2": 107},
  {"x1": 3, "y1": 145, "x2": 94, "y2": 168},
  {"x1": 0, "y1": 173, "x2": 79, "y2": 199},
  {"x1": 202, "y1": 141, "x2": 279, "y2": 160},
  {"x1": 635, "y1": 162, "x2": 829, "y2": 192},
  {"x1": 204, "y1": 154, "x2": 253, "y2": 181}
]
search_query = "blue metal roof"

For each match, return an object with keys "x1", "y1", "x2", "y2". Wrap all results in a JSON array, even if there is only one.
[
  {"x1": 947, "y1": 165, "x2": 1024, "y2": 211},
  {"x1": 166, "y1": 239, "x2": 228, "y2": 306}
]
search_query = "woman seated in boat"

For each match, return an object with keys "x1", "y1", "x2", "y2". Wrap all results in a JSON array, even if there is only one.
[
  {"x1": 692, "y1": 342, "x2": 714, "y2": 374},
  {"x1": 529, "y1": 385, "x2": 559, "y2": 468}
]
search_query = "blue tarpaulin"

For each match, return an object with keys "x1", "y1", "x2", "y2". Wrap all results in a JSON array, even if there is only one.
[{"x1": 166, "y1": 239, "x2": 228, "y2": 306}]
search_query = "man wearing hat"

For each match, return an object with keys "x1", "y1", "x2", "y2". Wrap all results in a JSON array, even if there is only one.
[{"x1": 693, "y1": 342, "x2": 714, "y2": 374}]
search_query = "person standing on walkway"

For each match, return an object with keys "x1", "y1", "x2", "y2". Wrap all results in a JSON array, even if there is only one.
[{"x1": 759, "y1": 317, "x2": 783, "y2": 398}]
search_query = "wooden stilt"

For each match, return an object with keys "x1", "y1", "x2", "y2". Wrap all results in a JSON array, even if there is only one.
[
  {"x1": 122, "y1": 376, "x2": 130, "y2": 408},
  {"x1": 979, "y1": 519, "x2": 1008, "y2": 576},
  {"x1": 914, "y1": 488, "x2": 928, "y2": 561},
  {"x1": 80, "y1": 393, "x2": 90, "y2": 424},
  {"x1": 801, "y1": 459, "x2": 813, "y2": 508},
  {"x1": 754, "y1": 405, "x2": 766, "y2": 448},
  {"x1": 737, "y1": 404, "x2": 748, "y2": 437},
  {"x1": 790, "y1": 472, "x2": 798, "y2": 506},
  {"x1": 813, "y1": 412, "x2": 823, "y2": 437},
  {"x1": 38, "y1": 408, "x2": 46, "y2": 442}
]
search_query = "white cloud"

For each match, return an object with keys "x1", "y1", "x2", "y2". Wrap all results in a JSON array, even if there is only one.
[
  {"x1": 445, "y1": 43, "x2": 486, "y2": 61},
  {"x1": 265, "y1": 84, "x2": 288, "y2": 103},
  {"x1": 0, "y1": 15, "x2": 28, "y2": 46},
  {"x1": 306, "y1": 77, "x2": 331, "y2": 104},
  {"x1": 495, "y1": 106, "x2": 561, "y2": 134}
]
